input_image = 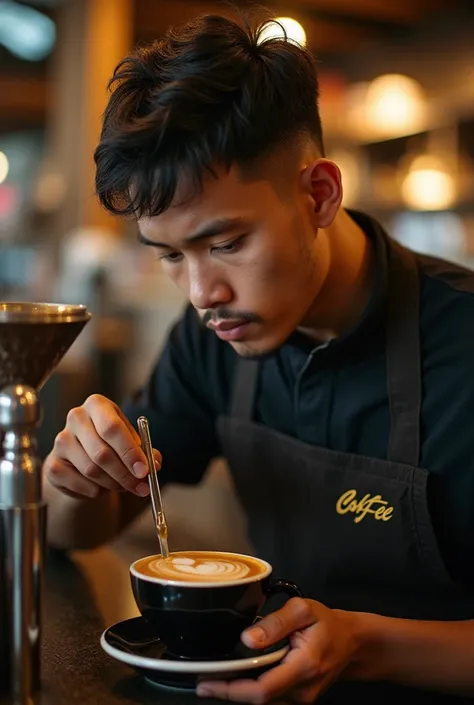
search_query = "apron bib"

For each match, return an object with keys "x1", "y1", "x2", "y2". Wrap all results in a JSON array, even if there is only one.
[{"x1": 217, "y1": 243, "x2": 474, "y2": 703}]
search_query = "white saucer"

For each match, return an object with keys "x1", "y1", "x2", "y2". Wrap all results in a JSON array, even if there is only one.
[{"x1": 101, "y1": 616, "x2": 289, "y2": 690}]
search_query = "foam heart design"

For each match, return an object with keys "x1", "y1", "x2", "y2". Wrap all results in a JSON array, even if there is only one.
[{"x1": 148, "y1": 556, "x2": 251, "y2": 581}]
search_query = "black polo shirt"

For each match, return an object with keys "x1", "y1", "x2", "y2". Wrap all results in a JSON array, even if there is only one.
[{"x1": 124, "y1": 210, "x2": 474, "y2": 585}]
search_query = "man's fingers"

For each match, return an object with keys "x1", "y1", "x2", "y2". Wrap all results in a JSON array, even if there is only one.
[
  {"x1": 242, "y1": 599, "x2": 316, "y2": 649},
  {"x1": 197, "y1": 650, "x2": 316, "y2": 703},
  {"x1": 67, "y1": 406, "x2": 146, "y2": 494},
  {"x1": 115, "y1": 404, "x2": 163, "y2": 470},
  {"x1": 197, "y1": 678, "x2": 265, "y2": 703},
  {"x1": 54, "y1": 431, "x2": 124, "y2": 493},
  {"x1": 46, "y1": 456, "x2": 104, "y2": 499},
  {"x1": 85, "y1": 397, "x2": 149, "y2": 474}
]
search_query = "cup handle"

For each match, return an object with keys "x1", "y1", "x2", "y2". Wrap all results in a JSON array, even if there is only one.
[{"x1": 265, "y1": 577, "x2": 303, "y2": 599}]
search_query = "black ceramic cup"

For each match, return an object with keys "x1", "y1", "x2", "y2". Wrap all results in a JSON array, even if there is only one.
[{"x1": 130, "y1": 550, "x2": 302, "y2": 660}]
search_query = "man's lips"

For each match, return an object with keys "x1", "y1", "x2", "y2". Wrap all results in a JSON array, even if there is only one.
[
  {"x1": 207, "y1": 320, "x2": 249, "y2": 332},
  {"x1": 207, "y1": 320, "x2": 252, "y2": 341}
]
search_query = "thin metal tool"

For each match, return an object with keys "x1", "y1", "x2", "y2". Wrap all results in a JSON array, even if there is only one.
[{"x1": 137, "y1": 416, "x2": 169, "y2": 558}]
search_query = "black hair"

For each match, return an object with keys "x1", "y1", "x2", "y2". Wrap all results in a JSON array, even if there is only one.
[{"x1": 94, "y1": 13, "x2": 325, "y2": 218}]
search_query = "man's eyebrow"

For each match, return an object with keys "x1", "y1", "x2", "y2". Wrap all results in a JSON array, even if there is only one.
[{"x1": 137, "y1": 217, "x2": 249, "y2": 248}]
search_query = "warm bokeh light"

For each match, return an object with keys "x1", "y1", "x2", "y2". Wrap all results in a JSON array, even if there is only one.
[
  {"x1": 365, "y1": 74, "x2": 426, "y2": 138},
  {"x1": 258, "y1": 17, "x2": 307, "y2": 47},
  {"x1": 345, "y1": 82, "x2": 371, "y2": 140},
  {"x1": 401, "y1": 155, "x2": 456, "y2": 211},
  {"x1": 0, "y1": 151, "x2": 9, "y2": 184},
  {"x1": 346, "y1": 75, "x2": 427, "y2": 141}
]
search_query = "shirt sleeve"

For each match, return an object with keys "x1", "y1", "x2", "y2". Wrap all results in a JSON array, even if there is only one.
[{"x1": 121, "y1": 305, "x2": 222, "y2": 486}]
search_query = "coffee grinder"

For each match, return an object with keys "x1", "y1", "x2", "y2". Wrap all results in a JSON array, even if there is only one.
[{"x1": 0, "y1": 302, "x2": 91, "y2": 703}]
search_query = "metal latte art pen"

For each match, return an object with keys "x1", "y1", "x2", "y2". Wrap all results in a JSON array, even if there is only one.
[{"x1": 137, "y1": 416, "x2": 169, "y2": 558}]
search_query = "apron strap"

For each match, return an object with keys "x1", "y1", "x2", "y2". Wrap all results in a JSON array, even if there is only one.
[
  {"x1": 229, "y1": 358, "x2": 259, "y2": 420},
  {"x1": 386, "y1": 243, "x2": 422, "y2": 467}
]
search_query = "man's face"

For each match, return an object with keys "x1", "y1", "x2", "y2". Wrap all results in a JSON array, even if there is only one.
[{"x1": 137, "y1": 152, "x2": 335, "y2": 356}]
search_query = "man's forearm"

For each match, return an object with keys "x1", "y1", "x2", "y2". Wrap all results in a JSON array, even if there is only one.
[
  {"x1": 44, "y1": 480, "x2": 122, "y2": 550},
  {"x1": 344, "y1": 610, "x2": 474, "y2": 695}
]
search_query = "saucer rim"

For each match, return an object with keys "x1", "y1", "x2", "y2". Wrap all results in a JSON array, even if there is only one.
[{"x1": 100, "y1": 619, "x2": 289, "y2": 674}]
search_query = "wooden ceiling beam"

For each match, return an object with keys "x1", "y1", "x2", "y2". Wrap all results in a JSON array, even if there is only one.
[
  {"x1": 0, "y1": 75, "x2": 48, "y2": 119},
  {"x1": 135, "y1": 0, "x2": 380, "y2": 53},
  {"x1": 135, "y1": 0, "x2": 254, "y2": 31},
  {"x1": 267, "y1": 0, "x2": 426, "y2": 23},
  {"x1": 279, "y1": 14, "x2": 378, "y2": 53}
]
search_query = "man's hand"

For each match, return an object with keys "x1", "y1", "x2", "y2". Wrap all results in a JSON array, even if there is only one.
[
  {"x1": 196, "y1": 597, "x2": 358, "y2": 703},
  {"x1": 44, "y1": 394, "x2": 161, "y2": 500}
]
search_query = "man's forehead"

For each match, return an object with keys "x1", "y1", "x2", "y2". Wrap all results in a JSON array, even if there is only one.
[
  {"x1": 137, "y1": 168, "x2": 278, "y2": 243},
  {"x1": 138, "y1": 212, "x2": 254, "y2": 247}
]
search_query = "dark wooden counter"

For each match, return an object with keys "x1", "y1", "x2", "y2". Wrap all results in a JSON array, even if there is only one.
[
  {"x1": 1, "y1": 531, "x2": 460, "y2": 704},
  {"x1": 2, "y1": 545, "x2": 215, "y2": 705}
]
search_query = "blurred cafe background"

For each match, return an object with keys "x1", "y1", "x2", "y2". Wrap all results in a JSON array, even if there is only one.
[{"x1": 1, "y1": 0, "x2": 474, "y2": 554}]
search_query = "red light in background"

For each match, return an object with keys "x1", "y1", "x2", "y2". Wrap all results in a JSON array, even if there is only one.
[{"x1": 0, "y1": 185, "x2": 18, "y2": 217}]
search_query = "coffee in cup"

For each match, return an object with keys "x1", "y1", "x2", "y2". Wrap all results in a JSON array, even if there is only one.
[
  {"x1": 130, "y1": 550, "x2": 301, "y2": 659},
  {"x1": 133, "y1": 550, "x2": 266, "y2": 583}
]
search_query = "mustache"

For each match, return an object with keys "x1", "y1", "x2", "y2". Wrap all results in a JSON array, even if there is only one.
[{"x1": 202, "y1": 308, "x2": 262, "y2": 326}]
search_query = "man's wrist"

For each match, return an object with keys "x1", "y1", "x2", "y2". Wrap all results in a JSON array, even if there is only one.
[{"x1": 335, "y1": 608, "x2": 387, "y2": 683}]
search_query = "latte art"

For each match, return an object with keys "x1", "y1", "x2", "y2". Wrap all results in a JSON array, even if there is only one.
[
  {"x1": 151, "y1": 556, "x2": 251, "y2": 581},
  {"x1": 133, "y1": 550, "x2": 268, "y2": 584}
]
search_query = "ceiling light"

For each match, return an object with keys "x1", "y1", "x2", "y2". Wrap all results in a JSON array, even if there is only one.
[{"x1": 258, "y1": 17, "x2": 307, "y2": 47}]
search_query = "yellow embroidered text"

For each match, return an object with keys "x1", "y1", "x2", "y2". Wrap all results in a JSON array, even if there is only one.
[{"x1": 336, "y1": 489, "x2": 394, "y2": 523}]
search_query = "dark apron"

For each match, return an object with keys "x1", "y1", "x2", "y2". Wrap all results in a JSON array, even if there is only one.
[{"x1": 216, "y1": 242, "x2": 474, "y2": 703}]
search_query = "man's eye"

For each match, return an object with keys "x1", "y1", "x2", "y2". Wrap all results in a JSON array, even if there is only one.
[
  {"x1": 211, "y1": 237, "x2": 244, "y2": 254},
  {"x1": 161, "y1": 252, "x2": 183, "y2": 263}
]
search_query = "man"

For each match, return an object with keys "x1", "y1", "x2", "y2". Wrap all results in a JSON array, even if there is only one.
[{"x1": 44, "y1": 13, "x2": 474, "y2": 704}]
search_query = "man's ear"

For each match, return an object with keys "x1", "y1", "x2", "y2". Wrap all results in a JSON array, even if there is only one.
[{"x1": 301, "y1": 159, "x2": 343, "y2": 229}]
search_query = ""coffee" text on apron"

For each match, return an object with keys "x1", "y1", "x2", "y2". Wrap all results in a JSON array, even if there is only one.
[{"x1": 336, "y1": 489, "x2": 394, "y2": 523}]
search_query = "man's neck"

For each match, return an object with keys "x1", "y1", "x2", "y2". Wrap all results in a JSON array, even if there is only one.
[{"x1": 299, "y1": 209, "x2": 375, "y2": 343}]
